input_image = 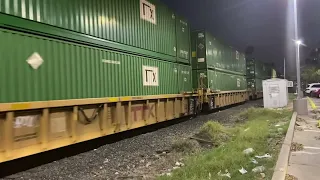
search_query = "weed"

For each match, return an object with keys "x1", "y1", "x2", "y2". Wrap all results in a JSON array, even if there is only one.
[
  {"x1": 288, "y1": 93, "x2": 297, "y2": 101},
  {"x1": 172, "y1": 139, "x2": 201, "y2": 154},
  {"x1": 158, "y1": 108, "x2": 292, "y2": 180},
  {"x1": 291, "y1": 142, "x2": 304, "y2": 152},
  {"x1": 285, "y1": 174, "x2": 298, "y2": 180},
  {"x1": 194, "y1": 121, "x2": 231, "y2": 147}
]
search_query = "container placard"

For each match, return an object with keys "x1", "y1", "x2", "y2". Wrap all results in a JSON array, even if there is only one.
[
  {"x1": 140, "y1": 0, "x2": 156, "y2": 24},
  {"x1": 143, "y1": 66, "x2": 159, "y2": 86}
]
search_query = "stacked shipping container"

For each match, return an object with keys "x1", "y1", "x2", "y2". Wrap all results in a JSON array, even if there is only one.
[
  {"x1": 191, "y1": 30, "x2": 247, "y2": 91},
  {"x1": 246, "y1": 57, "x2": 273, "y2": 94},
  {"x1": 0, "y1": 0, "x2": 192, "y2": 103}
]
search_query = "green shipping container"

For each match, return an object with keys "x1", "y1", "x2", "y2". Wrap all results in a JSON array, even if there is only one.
[
  {"x1": 247, "y1": 78, "x2": 263, "y2": 92},
  {"x1": 0, "y1": 0, "x2": 191, "y2": 63},
  {"x1": 239, "y1": 53, "x2": 247, "y2": 75},
  {"x1": 176, "y1": 15, "x2": 191, "y2": 64},
  {"x1": 192, "y1": 69, "x2": 247, "y2": 91},
  {"x1": 176, "y1": 64, "x2": 193, "y2": 93},
  {"x1": 246, "y1": 58, "x2": 272, "y2": 80},
  {"x1": 191, "y1": 30, "x2": 246, "y2": 75},
  {"x1": 0, "y1": 28, "x2": 192, "y2": 103}
]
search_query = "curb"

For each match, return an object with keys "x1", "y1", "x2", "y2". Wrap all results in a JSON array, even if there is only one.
[{"x1": 271, "y1": 112, "x2": 297, "y2": 180}]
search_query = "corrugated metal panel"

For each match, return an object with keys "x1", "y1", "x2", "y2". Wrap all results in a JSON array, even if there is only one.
[
  {"x1": 0, "y1": 28, "x2": 185, "y2": 103},
  {"x1": 191, "y1": 30, "x2": 245, "y2": 75},
  {"x1": 246, "y1": 58, "x2": 272, "y2": 80},
  {"x1": 0, "y1": 0, "x2": 177, "y2": 57},
  {"x1": 176, "y1": 64, "x2": 192, "y2": 92},
  {"x1": 240, "y1": 53, "x2": 246, "y2": 75},
  {"x1": 176, "y1": 15, "x2": 190, "y2": 64},
  {"x1": 247, "y1": 78, "x2": 263, "y2": 92},
  {"x1": 206, "y1": 32, "x2": 219, "y2": 68},
  {"x1": 191, "y1": 32, "x2": 197, "y2": 69},
  {"x1": 193, "y1": 69, "x2": 246, "y2": 91},
  {"x1": 231, "y1": 47, "x2": 237, "y2": 72}
]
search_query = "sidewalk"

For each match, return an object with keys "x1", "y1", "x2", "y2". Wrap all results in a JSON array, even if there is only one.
[{"x1": 287, "y1": 98, "x2": 320, "y2": 180}]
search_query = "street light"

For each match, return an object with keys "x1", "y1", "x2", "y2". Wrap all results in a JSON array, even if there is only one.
[
  {"x1": 296, "y1": 40, "x2": 301, "y2": 45},
  {"x1": 293, "y1": 0, "x2": 303, "y2": 99},
  {"x1": 291, "y1": 0, "x2": 308, "y2": 115},
  {"x1": 294, "y1": 39, "x2": 303, "y2": 98}
]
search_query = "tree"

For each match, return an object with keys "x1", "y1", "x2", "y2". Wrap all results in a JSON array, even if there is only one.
[{"x1": 301, "y1": 66, "x2": 320, "y2": 83}]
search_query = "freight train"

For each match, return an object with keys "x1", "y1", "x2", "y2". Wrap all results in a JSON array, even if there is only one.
[{"x1": 0, "y1": 0, "x2": 276, "y2": 163}]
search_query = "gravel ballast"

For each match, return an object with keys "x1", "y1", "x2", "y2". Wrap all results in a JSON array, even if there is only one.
[{"x1": 2, "y1": 100, "x2": 262, "y2": 180}]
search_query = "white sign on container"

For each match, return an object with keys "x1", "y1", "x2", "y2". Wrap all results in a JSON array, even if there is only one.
[
  {"x1": 198, "y1": 58, "x2": 205, "y2": 62},
  {"x1": 140, "y1": 0, "x2": 156, "y2": 24},
  {"x1": 287, "y1": 81, "x2": 294, "y2": 87},
  {"x1": 143, "y1": 66, "x2": 158, "y2": 86},
  {"x1": 26, "y1": 52, "x2": 43, "y2": 70},
  {"x1": 237, "y1": 78, "x2": 241, "y2": 87}
]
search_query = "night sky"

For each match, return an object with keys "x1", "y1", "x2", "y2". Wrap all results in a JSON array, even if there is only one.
[{"x1": 161, "y1": 0, "x2": 320, "y2": 77}]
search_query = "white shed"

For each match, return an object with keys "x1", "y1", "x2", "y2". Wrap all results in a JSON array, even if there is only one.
[{"x1": 263, "y1": 78, "x2": 288, "y2": 108}]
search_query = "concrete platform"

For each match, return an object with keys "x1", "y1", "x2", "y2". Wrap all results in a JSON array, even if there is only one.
[
  {"x1": 287, "y1": 163, "x2": 320, "y2": 180},
  {"x1": 292, "y1": 131, "x2": 320, "y2": 148},
  {"x1": 290, "y1": 150, "x2": 320, "y2": 166},
  {"x1": 287, "y1": 98, "x2": 320, "y2": 180}
]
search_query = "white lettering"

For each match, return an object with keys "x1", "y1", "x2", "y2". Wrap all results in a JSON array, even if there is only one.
[
  {"x1": 198, "y1": 33, "x2": 204, "y2": 38},
  {"x1": 180, "y1": 50, "x2": 189, "y2": 58},
  {"x1": 236, "y1": 51, "x2": 239, "y2": 60},
  {"x1": 181, "y1": 71, "x2": 190, "y2": 75},
  {"x1": 102, "y1": 59, "x2": 121, "y2": 65}
]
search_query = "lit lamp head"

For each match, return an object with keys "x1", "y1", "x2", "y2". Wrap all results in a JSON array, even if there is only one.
[{"x1": 295, "y1": 40, "x2": 302, "y2": 45}]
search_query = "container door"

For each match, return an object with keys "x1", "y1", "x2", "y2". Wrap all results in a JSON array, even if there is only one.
[
  {"x1": 196, "y1": 31, "x2": 207, "y2": 69},
  {"x1": 192, "y1": 69, "x2": 208, "y2": 90},
  {"x1": 176, "y1": 15, "x2": 190, "y2": 64},
  {"x1": 177, "y1": 64, "x2": 192, "y2": 92}
]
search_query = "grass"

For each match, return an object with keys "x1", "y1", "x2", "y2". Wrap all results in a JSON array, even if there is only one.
[
  {"x1": 172, "y1": 139, "x2": 201, "y2": 154},
  {"x1": 196, "y1": 121, "x2": 231, "y2": 147},
  {"x1": 288, "y1": 93, "x2": 297, "y2": 102},
  {"x1": 158, "y1": 108, "x2": 292, "y2": 180}
]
